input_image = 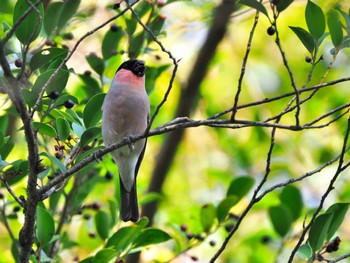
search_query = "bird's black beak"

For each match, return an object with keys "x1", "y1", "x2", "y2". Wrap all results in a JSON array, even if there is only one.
[{"x1": 133, "y1": 60, "x2": 145, "y2": 77}]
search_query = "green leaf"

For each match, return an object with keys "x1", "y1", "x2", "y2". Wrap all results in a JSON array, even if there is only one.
[
  {"x1": 56, "y1": 0, "x2": 81, "y2": 33},
  {"x1": 86, "y1": 54, "x2": 105, "y2": 76},
  {"x1": 327, "y1": 10, "x2": 343, "y2": 47},
  {"x1": 289, "y1": 26, "x2": 315, "y2": 53},
  {"x1": 32, "y1": 69, "x2": 69, "y2": 96},
  {"x1": 52, "y1": 94, "x2": 79, "y2": 108},
  {"x1": 200, "y1": 203, "x2": 216, "y2": 233},
  {"x1": 276, "y1": 0, "x2": 294, "y2": 13},
  {"x1": 83, "y1": 93, "x2": 106, "y2": 128},
  {"x1": 239, "y1": 0, "x2": 269, "y2": 18},
  {"x1": 308, "y1": 213, "x2": 333, "y2": 252},
  {"x1": 93, "y1": 248, "x2": 117, "y2": 263},
  {"x1": 268, "y1": 205, "x2": 293, "y2": 237},
  {"x1": 145, "y1": 65, "x2": 170, "y2": 93},
  {"x1": 80, "y1": 127, "x2": 101, "y2": 147},
  {"x1": 43, "y1": 2, "x2": 62, "y2": 36},
  {"x1": 108, "y1": 200, "x2": 117, "y2": 227},
  {"x1": 13, "y1": 0, "x2": 44, "y2": 44},
  {"x1": 136, "y1": 217, "x2": 149, "y2": 228},
  {"x1": 280, "y1": 185, "x2": 303, "y2": 221},
  {"x1": 30, "y1": 48, "x2": 68, "y2": 71},
  {"x1": 95, "y1": 211, "x2": 111, "y2": 240},
  {"x1": 297, "y1": 243, "x2": 313, "y2": 260},
  {"x1": 217, "y1": 196, "x2": 239, "y2": 222},
  {"x1": 139, "y1": 192, "x2": 163, "y2": 205},
  {"x1": 133, "y1": 228, "x2": 171, "y2": 248},
  {"x1": 101, "y1": 26, "x2": 124, "y2": 60},
  {"x1": 56, "y1": 117, "x2": 71, "y2": 141},
  {"x1": 3, "y1": 160, "x2": 28, "y2": 185},
  {"x1": 134, "y1": 1, "x2": 152, "y2": 18},
  {"x1": 33, "y1": 122, "x2": 57, "y2": 138},
  {"x1": 305, "y1": 0, "x2": 325, "y2": 40},
  {"x1": 105, "y1": 226, "x2": 142, "y2": 254},
  {"x1": 325, "y1": 203, "x2": 349, "y2": 240},
  {"x1": 40, "y1": 152, "x2": 66, "y2": 172},
  {"x1": 128, "y1": 32, "x2": 145, "y2": 58},
  {"x1": 0, "y1": 131, "x2": 3, "y2": 146},
  {"x1": 36, "y1": 206, "x2": 55, "y2": 246},
  {"x1": 78, "y1": 74, "x2": 101, "y2": 95},
  {"x1": 227, "y1": 176, "x2": 255, "y2": 200},
  {"x1": 146, "y1": 15, "x2": 165, "y2": 43},
  {"x1": 125, "y1": 17, "x2": 138, "y2": 37}
]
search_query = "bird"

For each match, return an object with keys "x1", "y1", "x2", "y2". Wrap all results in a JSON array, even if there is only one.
[{"x1": 102, "y1": 59, "x2": 150, "y2": 222}]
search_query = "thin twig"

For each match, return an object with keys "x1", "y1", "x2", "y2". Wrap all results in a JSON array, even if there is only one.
[
  {"x1": 230, "y1": 1, "x2": 261, "y2": 121},
  {"x1": 210, "y1": 77, "x2": 350, "y2": 120},
  {"x1": 126, "y1": 2, "x2": 179, "y2": 132},
  {"x1": 1, "y1": 0, "x2": 43, "y2": 45},
  {"x1": 0, "y1": 176, "x2": 25, "y2": 207},
  {"x1": 30, "y1": 0, "x2": 140, "y2": 117},
  {"x1": 288, "y1": 117, "x2": 350, "y2": 263},
  {"x1": 210, "y1": 117, "x2": 280, "y2": 262},
  {"x1": 329, "y1": 252, "x2": 350, "y2": 263}
]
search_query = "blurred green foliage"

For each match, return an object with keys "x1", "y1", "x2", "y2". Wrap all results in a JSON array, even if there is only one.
[{"x1": 0, "y1": 0, "x2": 350, "y2": 262}]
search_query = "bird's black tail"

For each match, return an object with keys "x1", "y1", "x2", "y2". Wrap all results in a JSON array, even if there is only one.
[{"x1": 120, "y1": 176, "x2": 139, "y2": 222}]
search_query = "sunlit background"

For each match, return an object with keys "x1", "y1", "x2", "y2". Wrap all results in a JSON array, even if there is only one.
[{"x1": 1, "y1": 0, "x2": 350, "y2": 262}]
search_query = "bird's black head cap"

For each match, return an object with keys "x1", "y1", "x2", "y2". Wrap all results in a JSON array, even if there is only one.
[{"x1": 117, "y1": 59, "x2": 145, "y2": 77}]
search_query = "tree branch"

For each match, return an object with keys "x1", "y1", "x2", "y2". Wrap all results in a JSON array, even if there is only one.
[{"x1": 288, "y1": 117, "x2": 350, "y2": 263}]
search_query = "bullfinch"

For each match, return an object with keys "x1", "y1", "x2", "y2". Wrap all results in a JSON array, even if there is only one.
[{"x1": 102, "y1": 59, "x2": 150, "y2": 222}]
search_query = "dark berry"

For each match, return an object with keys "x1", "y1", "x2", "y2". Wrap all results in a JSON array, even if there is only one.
[
  {"x1": 194, "y1": 234, "x2": 205, "y2": 241},
  {"x1": 84, "y1": 70, "x2": 91, "y2": 76},
  {"x1": 15, "y1": 59, "x2": 23, "y2": 68},
  {"x1": 272, "y1": 0, "x2": 280, "y2": 5},
  {"x1": 83, "y1": 214, "x2": 91, "y2": 220},
  {"x1": 186, "y1": 232, "x2": 194, "y2": 239},
  {"x1": 77, "y1": 208, "x2": 83, "y2": 215},
  {"x1": 48, "y1": 90, "x2": 60, "y2": 100},
  {"x1": 13, "y1": 206, "x2": 21, "y2": 213},
  {"x1": 45, "y1": 39, "x2": 53, "y2": 46},
  {"x1": 209, "y1": 240, "x2": 216, "y2": 247},
  {"x1": 305, "y1": 56, "x2": 312, "y2": 63},
  {"x1": 326, "y1": 236, "x2": 341, "y2": 253},
  {"x1": 261, "y1": 235, "x2": 271, "y2": 244},
  {"x1": 88, "y1": 232, "x2": 96, "y2": 238},
  {"x1": 63, "y1": 32, "x2": 74, "y2": 40},
  {"x1": 64, "y1": 99, "x2": 75, "y2": 109},
  {"x1": 180, "y1": 224, "x2": 187, "y2": 232},
  {"x1": 110, "y1": 24, "x2": 119, "y2": 32},
  {"x1": 62, "y1": 44, "x2": 69, "y2": 50},
  {"x1": 0, "y1": 193, "x2": 3, "y2": 199},
  {"x1": 91, "y1": 202, "x2": 101, "y2": 210},
  {"x1": 55, "y1": 152, "x2": 64, "y2": 160},
  {"x1": 73, "y1": 255, "x2": 79, "y2": 262},
  {"x1": 267, "y1": 26, "x2": 276, "y2": 36},
  {"x1": 105, "y1": 171, "x2": 113, "y2": 180},
  {"x1": 190, "y1": 256, "x2": 198, "y2": 261},
  {"x1": 113, "y1": 3, "x2": 120, "y2": 9},
  {"x1": 155, "y1": 54, "x2": 161, "y2": 60}
]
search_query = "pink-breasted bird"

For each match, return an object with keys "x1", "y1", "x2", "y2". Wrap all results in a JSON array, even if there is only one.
[{"x1": 102, "y1": 59, "x2": 149, "y2": 222}]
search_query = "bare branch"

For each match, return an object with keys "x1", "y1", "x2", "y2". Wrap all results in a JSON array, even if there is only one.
[
  {"x1": 231, "y1": 0, "x2": 261, "y2": 121},
  {"x1": 210, "y1": 118, "x2": 280, "y2": 262},
  {"x1": 288, "y1": 117, "x2": 350, "y2": 263},
  {"x1": 126, "y1": 2, "x2": 179, "y2": 132}
]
